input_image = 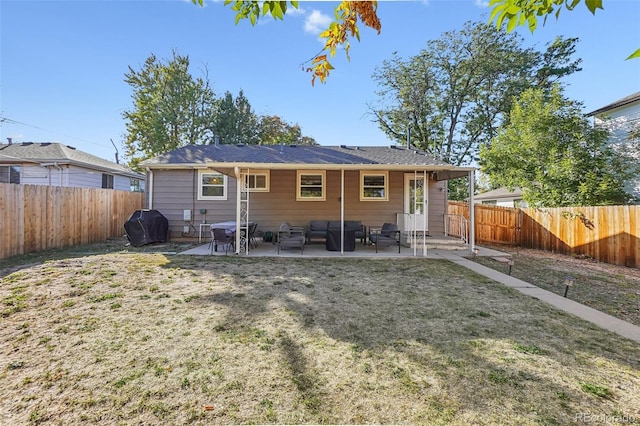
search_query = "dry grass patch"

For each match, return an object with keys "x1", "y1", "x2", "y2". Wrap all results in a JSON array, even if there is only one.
[
  {"x1": 1, "y1": 250, "x2": 639, "y2": 425},
  {"x1": 468, "y1": 245, "x2": 640, "y2": 327}
]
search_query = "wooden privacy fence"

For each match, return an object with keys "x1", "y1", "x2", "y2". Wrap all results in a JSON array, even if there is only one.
[
  {"x1": 0, "y1": 183, "x2": 144, "y2": 260},
  {"x1": 448, "y1": 201, "x2": 640, "y2": 268}
]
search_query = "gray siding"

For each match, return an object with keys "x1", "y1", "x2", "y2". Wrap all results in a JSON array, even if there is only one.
[
  {"x1": 151, "y1": 168, "x2": 451, "y2": 240},
  {"x1": 151, "y1": 169, "x2": 237, "y2": 239}
]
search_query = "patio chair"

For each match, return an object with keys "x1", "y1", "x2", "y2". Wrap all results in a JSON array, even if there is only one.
[
  {"x1": 248, "y1": 222, "x2": 259, "y2": 249},
  {"x1": 277, "y1": 223, "x2": 305, "y2": 254},
  {"x1": 210, "y1": 228, "x2": 234, "y2": 255},
  {"x1": 369, "y1": 223, "x2": 401, "y2": 253}
]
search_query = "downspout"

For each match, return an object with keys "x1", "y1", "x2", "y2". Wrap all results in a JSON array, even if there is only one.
[
  {"x1": 146, "y1": 168, "x2": 154, "y2": 209},
  {"x1": 469, "y1": 169, "x2": 475, "y2": 255},
  {"x1": 40, "y1": 162, "x2": 63, "y2": 186}
]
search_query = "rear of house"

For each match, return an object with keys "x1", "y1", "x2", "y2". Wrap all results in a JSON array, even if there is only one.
[{"x1": 141, "y1": 144, "x2": 475, "y2": 246}]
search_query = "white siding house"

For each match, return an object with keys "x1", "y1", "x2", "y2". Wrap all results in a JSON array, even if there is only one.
[
  {"x1": 474, "y1": 187, "x2": 527, "y2": 208},
  {"x1": 0, "y1": 141, "x2": 145, "y2": 192},
  {"x1": 586, "y1": 91, "x2": 640, "y2": 202}
]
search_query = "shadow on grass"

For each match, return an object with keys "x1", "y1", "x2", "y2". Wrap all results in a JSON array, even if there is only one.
[{"x1": 175, "y1": 255, "x2": 639, "y2": 423}]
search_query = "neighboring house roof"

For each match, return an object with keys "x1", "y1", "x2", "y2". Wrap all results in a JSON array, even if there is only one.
[
  {"x1": 586, "y1": 91, "x2": 640, "y2": 117},
  {"x1": 140, "y1": 144, "x2": 473, "y2": 180},
  {"x1": 0, "y1": 142, "x2": 143, "y2": 179},
  {"x1": 474, "y1": 187, "x2": 523, "y2": 201}
]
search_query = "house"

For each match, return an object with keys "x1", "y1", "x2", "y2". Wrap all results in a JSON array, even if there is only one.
[
  {"x1": 140, "y1": 143, "x2": 476, "y2": 254},
  {"x1": 0, "y1": 140, "x2": 145, "y2": 192},
  {"x1": 586, "y1": 91, "x2": 640, "y2": 201},
  {"x1": 474, "y1": 187, "x2": 527, "y2": 208}
]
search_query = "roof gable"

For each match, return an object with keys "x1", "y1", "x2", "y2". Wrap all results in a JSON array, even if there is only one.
[
  {"x1": 0, "y1": 142, "x2": 143, "y2": 178},
  {"x1": 586, "y1": 91, "x2": 640, "y2": 117}
]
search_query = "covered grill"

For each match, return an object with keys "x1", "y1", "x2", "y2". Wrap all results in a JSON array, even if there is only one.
[{"x1": 124, "y1": 209, "x2": 169, "y2": 247}]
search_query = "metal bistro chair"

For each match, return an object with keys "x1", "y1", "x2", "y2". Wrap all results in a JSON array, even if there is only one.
[
  {"x1": 248, "y1": 222, "x2": 259, "y2": 249},
  {"x1": 210, "y1": 228, "x2": 234, "y2": 255}
]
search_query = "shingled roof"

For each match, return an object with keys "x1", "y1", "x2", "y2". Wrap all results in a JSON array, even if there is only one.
[
  {"x1": 140, "y1": 144, "x2": 473, "y2": 178},
  {"x1": 0, "y1": 142, "x2": 143, "y2": 178},
  {"x1": 586, "y1": 91, "x2": 640, "y2": 117}
]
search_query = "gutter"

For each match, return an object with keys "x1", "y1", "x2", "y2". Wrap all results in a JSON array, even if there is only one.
[{"x1": 40, "y1": 162, "x2": 63, "y2": 186}]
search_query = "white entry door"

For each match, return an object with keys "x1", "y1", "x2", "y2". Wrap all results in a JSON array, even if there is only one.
[{"x1": 404, "y1": 173, "x2": 428, "y2": 232}]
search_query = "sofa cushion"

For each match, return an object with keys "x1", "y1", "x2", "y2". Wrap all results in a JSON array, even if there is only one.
[
  {"x1": 309, "y1": 220, "x2": 328, "y2": 231},
  {"x1": 328, "y1": 220, "x2": 342, "y2": 229}
]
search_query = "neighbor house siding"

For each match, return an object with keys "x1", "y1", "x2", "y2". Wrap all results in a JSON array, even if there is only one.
[
  {"x1": 593, "y1": 102, "x2": 640, "y2": 200},
  {"x1": 21, "y1": 165, "x2": 53, "y2": 186}
]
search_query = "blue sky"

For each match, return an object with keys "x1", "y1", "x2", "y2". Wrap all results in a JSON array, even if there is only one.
[{"x1": 1, "y1": 0, "x2": 639, "y2": 164}]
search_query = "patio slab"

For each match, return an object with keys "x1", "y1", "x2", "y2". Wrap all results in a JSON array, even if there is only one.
[{"x1": 178, "y1": 235, "x2": 498, "y2": 259}]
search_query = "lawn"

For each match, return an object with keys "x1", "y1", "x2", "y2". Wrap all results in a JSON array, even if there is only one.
[
  {"x1": 1, "y1": 242, "x2": 639, "y2": 425},
  {"x1": 468, "y1": 244, "x2": 640, "y2": 327}
]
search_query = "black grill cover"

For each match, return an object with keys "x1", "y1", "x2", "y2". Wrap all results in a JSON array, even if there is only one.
[{"x1": 124, "y1": 209, "x2": 169, "y2": 247}]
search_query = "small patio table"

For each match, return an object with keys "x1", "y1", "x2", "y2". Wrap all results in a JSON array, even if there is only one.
[{"x1": 210, "y1": 221, "x2": 254, "y2": 252}]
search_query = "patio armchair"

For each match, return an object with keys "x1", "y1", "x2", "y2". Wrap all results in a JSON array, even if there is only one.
[
  {"x1": 277, "y1": 223, "x2": 306, "y2": 254},
  {"x1": 369, "y1": 223, "x2": 401, "y2": 253},
  {"x1": 210, "y1": 228, "x2": 234, "y2": 255}
]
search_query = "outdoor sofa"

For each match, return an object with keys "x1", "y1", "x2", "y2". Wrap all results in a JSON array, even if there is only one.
[{"x1": 307, "y1": 220, "x2": 367, "y2": 244}]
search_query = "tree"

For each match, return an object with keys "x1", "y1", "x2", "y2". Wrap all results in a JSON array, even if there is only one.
[
  {"x1": 370, "y1": 21, "x2": 580, "y2": 168},
  {"x1": 214, "y1": 90, "x2": 260, "y2": 145},
  {"x1": 193, "y1": 0, "x2": 380, "y2": 85},
  {"x1": 191, "y1": 0, "x2": 634, "y2": 85},
  {"x1": 258, "y1": 115, "x2": 317, "y2": 145},
  {"x1": 123, "y1": 51, "x2": 217, "y2": 169},
  {"x1": 489, "y1": 0, "x2": 639, "y2": 59},
  {"x1": 479, "y1": 86, "x2": 636, "y2": 207}
]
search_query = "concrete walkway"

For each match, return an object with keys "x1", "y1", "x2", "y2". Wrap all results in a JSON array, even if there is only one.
[{"x1": 434, "y1": 251, "x2": 640, "y2": 343}]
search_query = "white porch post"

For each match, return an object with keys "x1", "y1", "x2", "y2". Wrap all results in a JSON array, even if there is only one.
[
  {"x1": 469, "y1": 169, "x2": 475, "y2": 255},
  {"x1": 423, "y1": 169, "x2": 427, "y2": 257},
  {"x1": 234, "y1": 167, "x2": 241, "y2": 255},
  {"x1": 340, "y1": 168, "x2": 344, "y2": 254}
]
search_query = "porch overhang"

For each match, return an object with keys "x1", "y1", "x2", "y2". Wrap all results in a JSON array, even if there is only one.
[{"x1": 146, "y1": 162, "x2": 473, "y2": 179}]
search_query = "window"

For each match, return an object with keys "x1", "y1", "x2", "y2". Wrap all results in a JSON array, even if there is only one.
[
  {"x1": 130, "y1": 178, "x2": 142, "y2": 192},
  {"x1": 360, "y1": 171, "x2": 388, "y2": 201},
  {"x1": 0, "y1": 165, "x2": 20, "y2": 184},
  {"x1": 297, "y1": 170, "x2": 325, "y2": 201},
  {"x1": 242, "y1": 170, "x2": 270, "y2": 192},
  {"x1": 102, "y1": 173, "x2": 114, "y2": 189},
  {"x1": 198, "y1": 171, "x2": 227, "y2": 200}
]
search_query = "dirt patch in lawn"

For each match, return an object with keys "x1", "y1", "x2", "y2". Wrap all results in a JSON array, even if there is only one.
[
  {"x1": 1, "y1": 240, "x2": 639, "y2": 424},
  {"x1": 468, "y1": 244, "x2": 640, "y2": 327}
]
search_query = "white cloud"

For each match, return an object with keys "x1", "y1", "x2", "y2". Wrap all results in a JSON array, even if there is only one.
[
  {"x1": 304, "y1": 10, "x2": 331, "y2": 35},
  {"x1": 475, "y1": 0, "x2": 490, "y2": 8}
]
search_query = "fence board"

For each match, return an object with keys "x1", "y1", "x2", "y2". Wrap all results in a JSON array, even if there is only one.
[
  {"x1": 0, "y1": 183, "x2": 143, "y2": 259},
  {"x1": 448, "y1": 201, "x2": 639, "y2": 268}
]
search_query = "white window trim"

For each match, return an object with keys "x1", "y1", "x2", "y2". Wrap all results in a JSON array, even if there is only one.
[
  {"x1": 360, "y1": 171, "x2": 389, "y2": 201},
  {"x1": 242, "y1": 169, "x2": 270, "y2": 192},
  {"x1": 297, "y1": 170, "x2": 326, "y2": 201},
  {"x1": 197, "y1": 170, "x2": 228, "y2": 201}
]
